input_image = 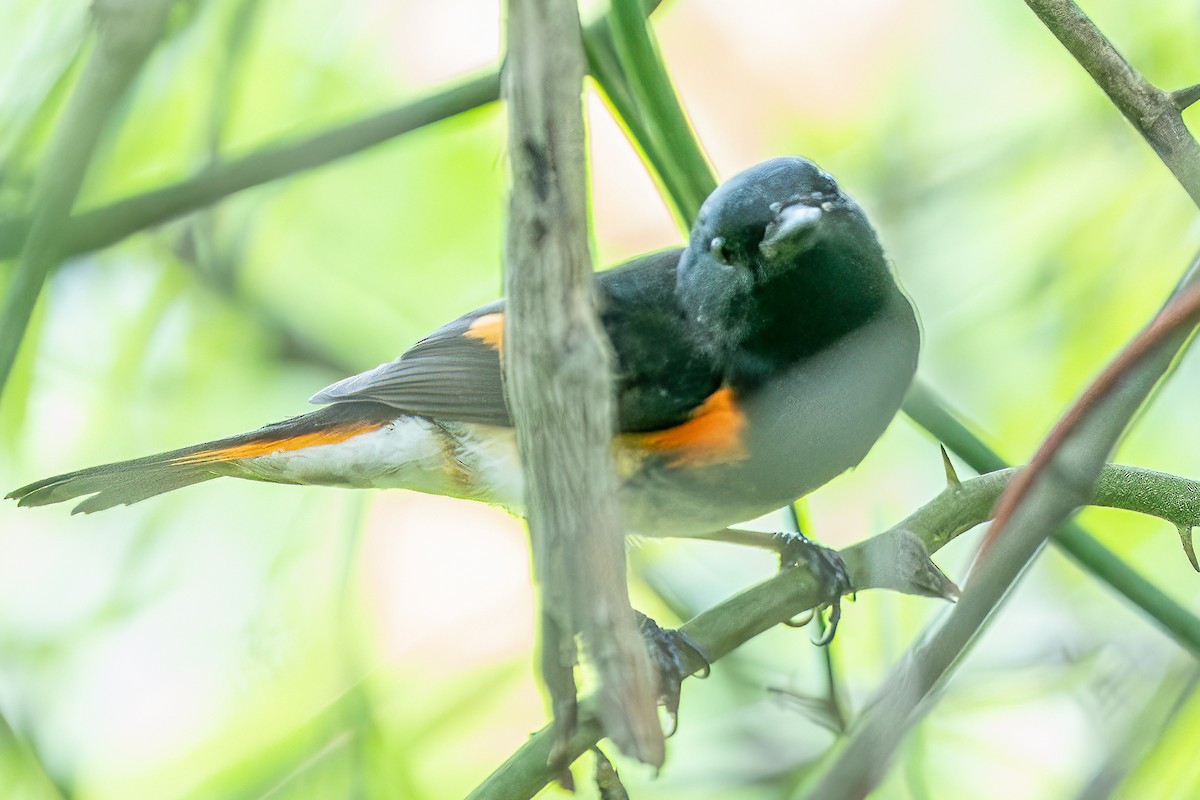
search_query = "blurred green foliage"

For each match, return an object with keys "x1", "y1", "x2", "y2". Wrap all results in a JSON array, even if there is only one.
[{"x1": 2, "y1": 0, "x2": 1200, "y2": 798}]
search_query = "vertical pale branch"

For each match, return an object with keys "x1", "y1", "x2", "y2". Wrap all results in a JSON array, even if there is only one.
[
  {"x1": 0, "y1": 0, "x2": 176, "y2": 398},
  {"x1": 503, "y1": 0, "x2": 662, "y2": 769}
]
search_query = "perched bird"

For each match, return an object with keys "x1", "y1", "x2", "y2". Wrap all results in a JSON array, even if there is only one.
[{"x1": 8, "y1": 158, "x2": 920, "y2": 551}]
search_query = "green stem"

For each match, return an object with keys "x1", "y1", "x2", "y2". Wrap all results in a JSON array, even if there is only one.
[
  {"x1": 469, "y1": 459, "x2": 1200, "y2": 799},
  {"x1": 0, "y1": 72, "x2": 501, "y2": 263},
  {"x1": 607, "y1": 0, "x2": 715, "y2": 222},
  {"x1": 903, "y1": 380, "x2": 1200, "y2": 650},
  {"x1": 583, "y1": 18, "x2": 685, "y2": 228},
  {"x1": 0, "y1": 2, "x2": 669, "y2": 264},
  {"x1": 0, "y1": 0, "x2": 176, "y2": 398}
]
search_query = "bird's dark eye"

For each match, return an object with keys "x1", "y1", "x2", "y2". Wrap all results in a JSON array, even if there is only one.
[{"x1": 710, "y1": 236, "x2": 732, "y2": 265}]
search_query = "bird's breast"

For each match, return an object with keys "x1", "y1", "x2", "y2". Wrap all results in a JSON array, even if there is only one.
[
  {"x1": 619, "y1": 290, "x2": 919, "y2": 536},
  {"x1": 741, "y1": 293, "x2": 919, "y2": 496}
]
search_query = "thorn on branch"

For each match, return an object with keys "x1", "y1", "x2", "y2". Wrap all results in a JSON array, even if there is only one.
[
  {"x1": 844, "y1": 529, "x2": 961, "y2": 602},
  {"x1": 941, "y1": 445, "x2": 962, "y2": 487},
  {"x1": 1177, "y1": 524, "x2": 1198, "y2": 572},
  {"x1": 1170, "y1": 84, "x2": 1200, "y2": 111}
]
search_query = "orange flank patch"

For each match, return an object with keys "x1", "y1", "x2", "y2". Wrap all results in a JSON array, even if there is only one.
[
  {"x1": 171, "y1": 419, "x2": 388, "y2": 465},
  {"x1": 635, "y1": 387, "x2": 748, "y2": 467},
  {"x1": 465, "y1": 312, "x2": 504, "y2": 351}
]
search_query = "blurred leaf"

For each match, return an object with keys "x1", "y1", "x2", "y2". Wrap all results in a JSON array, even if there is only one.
[{"x1": 1114, "y1": 674, "x2": 1200, "y2": 799}]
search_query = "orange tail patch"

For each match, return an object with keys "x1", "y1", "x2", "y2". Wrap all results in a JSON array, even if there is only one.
[
  {"x1": 464, "y1": 312, "x2": 505, "y2": 351},
  {"x1": 171, "y1": 419, "x2": 388, "y2": 465},
  {"x1": 634, "y1": 387, "x2": 748, "y2": 467}
]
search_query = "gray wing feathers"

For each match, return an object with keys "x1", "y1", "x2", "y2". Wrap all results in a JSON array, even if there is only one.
[{"x1": 308, "y1": 308, "x2": 511, "y2": 426}]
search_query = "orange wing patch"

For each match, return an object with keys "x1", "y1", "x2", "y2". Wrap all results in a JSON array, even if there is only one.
[
  {"x1": 171, "y1": 419, "x2": 388, "y2": 465},
  {"x1": 634, "y1": 387, "x2": 748, "y2": 467},
  {"x1": 465, "y1": 312, "x2": 504, "y2": 352}
]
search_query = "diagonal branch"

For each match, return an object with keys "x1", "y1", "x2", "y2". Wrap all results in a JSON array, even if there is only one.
[
  {"x1": 468, "y1": 461, "x2": 1200, "y2": 799},
  {"x1": 607, "y1": 0, "x2": 715, "y2": 223},
  {"x1": 0, "y1": 0, "x2": 177, "y2": 397},
  {"x1": 0, "y1": 2, "x2": 665, "y2": 263},
  {"x1": 1171, "y1": 84, "x2": 1200, "y2": 113},
  {"x1": 808, "y1": 262, "x2": 1200, "y2": 800},
  {"x1": 0, "y1": 72, "x2": 500, "y2": 262},
  {"x1": 805, "y1": 3, "x2": 1200, "y2": 791},
  {"x1": 1024, "y1": 0, "x2": 1200, "y2": 206},
  {"x1": 903, "y1": 381, "x2": 1200, "y2": 649}
]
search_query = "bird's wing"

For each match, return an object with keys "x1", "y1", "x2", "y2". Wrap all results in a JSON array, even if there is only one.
[
  {"x1": 309, "y1": 299, "x2": 512, "y2": 426},
  {"x1": 310, "y1": 249, "x2": 723, "y2": 432}
]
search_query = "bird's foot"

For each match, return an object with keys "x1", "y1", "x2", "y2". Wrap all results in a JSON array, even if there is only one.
[
  {"x1": 635, "y1": 612, "x2": 710, "y2": 735},
  {"x1": 773, "y1": 531, "x2": 852, "y2": 645}
]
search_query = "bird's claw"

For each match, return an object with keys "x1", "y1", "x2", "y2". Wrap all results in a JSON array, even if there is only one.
[
  {"x1": 635, "y1": 612, "x2": 710, "y2": 736},
  {"x1": 774, "y1": 530, "x2": 852, "y2": 645}
]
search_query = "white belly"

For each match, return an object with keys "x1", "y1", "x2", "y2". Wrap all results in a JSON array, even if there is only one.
[{"x1": 241, "y1": 415, "x2": 527, "y2": 506}]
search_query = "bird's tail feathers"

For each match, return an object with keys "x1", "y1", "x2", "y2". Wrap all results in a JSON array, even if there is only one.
[{"x1": 7, "y1": 402, "x2": 393, "y2": 514}]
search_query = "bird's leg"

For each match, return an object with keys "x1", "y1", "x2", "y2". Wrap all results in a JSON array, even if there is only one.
[
  {"x1": 693, "y1": 527, "x2": 853, "y2": 645},
  {"x1": 634, "y1": 612, "x2": 710, "y2": 735},
  {"x1": 775, "y1": 530, "x2": 852, "y2": 645}
]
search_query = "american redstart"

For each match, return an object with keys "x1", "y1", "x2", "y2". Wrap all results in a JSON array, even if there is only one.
[{"x1": 9, "y1": 158, "x2": 920, "y2": 548}]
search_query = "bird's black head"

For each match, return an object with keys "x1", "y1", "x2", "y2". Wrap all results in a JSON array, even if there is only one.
[{"x1": 676, "y1": 157, "x2": 896, "y2": 382}]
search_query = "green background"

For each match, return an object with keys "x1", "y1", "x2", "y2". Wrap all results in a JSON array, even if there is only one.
[{"x1": 2, "y1": 0, "x2": 1199, "y2": 797}]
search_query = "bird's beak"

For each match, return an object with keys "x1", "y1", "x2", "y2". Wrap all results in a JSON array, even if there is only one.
[{"x1": 759, "y1": 203, "x2": 823, "y2": 261}]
